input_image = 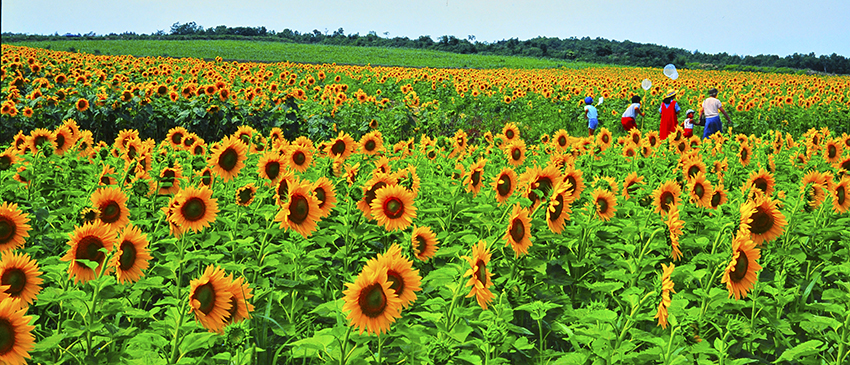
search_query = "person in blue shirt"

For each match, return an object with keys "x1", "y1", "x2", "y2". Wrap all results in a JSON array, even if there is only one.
[{"x1": 584, "y1": 96, "x2": 598, "y2": 136}]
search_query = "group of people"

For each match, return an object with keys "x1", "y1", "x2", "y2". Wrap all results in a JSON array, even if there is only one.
[{"x1": 583, "y1": 88, "x2": 731, "y2": 141}]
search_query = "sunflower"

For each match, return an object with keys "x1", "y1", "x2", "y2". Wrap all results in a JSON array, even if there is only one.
[
  {"x1": 547, "y1": 182, "x2": 573, "y2": 234},
  {"x1": 90, "y1": 186, "x2": 131, "y2": 231},
  {"x1": 504, "y1": 139, "x2": 526, "y2": 167},
  {"x1": 342, "y1": 261, "x2": 403, "y2": 335},
  {"x1": 275, "y1": 179, "x2": 321, "y2": 237},
  {"x1": 521, "y1": 164, "x2": 561, "y2": 210},
  {"x1": 167, "y1": 127, "x2": 188, "y2": 150},
  {"x1": 687, "y1": 173, "x2": 713, "y2": 209},
  {"x1": 646, "y1": 131, "x2": 660, "y2": 148},
  {"x1": 0, "y1": 298, "x2": 35, "y2": 365},
  {"x1": 464, "y1": 158, "x2": 487, "y2": 197},
  {"x1": 738, "y1": 143, "x2": 752, "y2": 167},
  {"x1": 740, "y1": 194, "x2": 787, "y2": 245},
  {"x1": 109, "y1": 224, "x2": 151, "y2": 284},
  {"x1": 0, "y1": 203, "x2": 31, "y2": 254},
  {"x1": 654, "y1": 263, "x2": 675, "y2": 329},
  {"x1": 75, "y1": 98, "x2": 89, "y2": 112},
  {"x1": 591, "y1": 188, "x2": 617, "y2": 221},
  {"x1": 235, "y1": 183, "x2": 257, "y2": 207},
  {"x1": 188, "y1": 265, "x2": 233, "y2": 333},
  {"x1": 364, "y1": 243, "x2": 422, "y2": 310},
  {"x1": 285, "y1": 143, "x2": 313, "y2": 173},
  {"x1": 709, "y1": 185, "x2": 728, "y2": 210},
  {"x1": 0, "y1": 148, "x2": 19, "y2": 172},
  {"x1": 744, "y1": 168, "x2": 775, "y2": 197},
  {"x1": 595, "y1": 127, "x2": 613, "y2": 151},
  {"x1": 197, "y1": 167, "x2": 214, "y2": 188},
  {"x1": 0, "y1": 252, "x2": 43, "y2": 310},
  {"x1": 830, "y1": 177, "x2": 850, "y2": 214},
  {"x1": 462, "y1": 240, "x2": 495, "y2": 310},
  {"x1": 312, "y1": 177, "x2": 337, "y2": 218},
  {"x1": 652, "y1": 180, "x2": 682, "y2": 215},
  {"x1": 622, "y1": 172, "x2": 644, "y2": 200},
  {"x1": 721, "y1": 230, "x2": 762, "y2": 300},
  {"x1": 371, "y1": 184, "x2": 417, "y2": 232},
  {"x1": 502, "y1": 122, "x2": 520, "y2": 143},
  {"x1": 562, "y1": 167, "x2": 586, "y2": 202},
  {"x1": 503, "y1": 203, "x2": 532, "y2": 257},
  {"x1": 411, "y1": 225, "x2": 439, "y2": 262},
  {"x1": 492, "y1": 167, "x2": 518, "y2": 204},
  {"x1": 26, "y1": 128, "x2": 55, "y2": 155},
  {"x1": 553, "y1": 129, "x2": 570, "y2": 151},
  {"x1": 665, "y1": 205, "x2": 685, "y2": 261},
  {"x1": 208, "y1": 135, "x2": 248, "y2": 183},
  {"x1": 326, "y1": 132, "x2": 357, "y2": 161},
  {"x1": 682, "y1": 158, "x2": 707, "y2": 181},
  {"x1": 52, "y1": 125, "x2": 77, "y2": 156},
  {"x1": 395, "y1": 165, "x2": 421, "y2": 198},
  {"x1": 359, "y1": 131, "x2": 385, "y2": 156},
  {"x1": 158, "y1": 165, "x2": 183, "y2": 195},
  {"x1": 800, "y1": 170, "x2": 827, "y2": 211},
  {"x1": 256, "y1": 151, "x2": 283, "y2": 184},
  {"x1": 824, "y1": 139, "x2": 843, "y2": 164},
  {"x1": 169, "y1": 185, "x2": 219, "y2": 235},
  {"x1": 222, "y1": 275, "x2": 254, "y2": 327},
  {"x1": 61, "y1": 221, "x2": 117, "y2": 284},
  {"x1": 835, "y1": 156, "x2": 850, "y2": 174}
]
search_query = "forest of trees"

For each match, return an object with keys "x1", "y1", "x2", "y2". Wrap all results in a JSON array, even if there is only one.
[{"x1": 4, "y1": 22, "x2": 849, "y2": 75}]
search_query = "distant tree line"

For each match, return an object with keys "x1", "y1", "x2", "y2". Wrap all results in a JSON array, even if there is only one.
[{"x1": 3, "y1": 22, "x2": 849, "y2": 75}]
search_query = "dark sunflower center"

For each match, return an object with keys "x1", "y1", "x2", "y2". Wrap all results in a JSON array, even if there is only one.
[
  {"x1": 558, "y1": 136, "x2": 567, "y2": 147},
  {"x1": 0, "y1": 318, "x2": 15, "y2": 355},
  {"x1": 549, "y1": 195, "x2": 564, "y2": 222},
  {"x1": 100, "y1": 175, "x2": 111, "y2": 185},
  {"x1": 171, "y1": 133, "x2": 183, "y2": 145},
  {"x1": 219, "y1": 148, "x2": 238, "y2": 171},
  {"x1": 597, "y1": 197, "x2": 609, "y2": 214},
  {"x1": 660, "y1": 192, "x2": 674, "y2": 212},
  {"x1": 749, "y1": 206, "x2": 774, "y2": 235},
  {"x1": 632, "y1": 134, "x2": 640, "y2": 144},
  {"x1": 315, "y1": 187, "x2": 327, "y2": 208},
  {"x1": 193, "y1": 145, "x2": 204, "y2": 155},
  {"x1": 76, "y1": 236, "x2": 105, "y2": 264},
  {"x1": 505, "y1": 130, "x2": 514, "y2": 139},
  {"x1": 194, "y1": 283, "x2": 216, "y2": 315},
  {"x1": 276, "y1": 179, "x2": 290, "y2": 200},
  {"x1": 626, "y1": 149, "x2": 635, "y2": 157},
  {"x1": 828, "y1": 145, "x2": 837, "y2": 158},
  {"x1": 565, "y1": 176, "x2": 577, "y2": 196},
  {"x1": 264, "y1": 161, "x2": 281, "y2": 181},
  {"x1": 289, "y1": 195, "x2": 309, "y2": 224},
  {"x1": 365, "y1": 140, "x2": 376, "y2": 151},
  {"x1": 602, "y1": 134, "x2": 610, "y2": 144},
  {"x1": 386, "y1": 270, "x2": 404, "y2": 296},
  {"x1": 100, "y1": 201, "x2": 121, "y2": 223},
  {"x1": 163, "y1": 170, "x2": 175, "y2": 184},
  {"x1": 754, "y1": 178, "x2": 768, "y2": 192},
  {"x1": 118, "y1": 240, "x2": 137, "y2": 271},
  {"x1": 837, "y1": 186, "x2": 846, "y2": 205},
  {"x1": 711, "y1": 192, "x2": 722, "y2": 207},
  {"x1": 427, "y1": 150, "x2": 436, "y2": 159},
  {"x1": 511, "y1": 148, "x2": 521, "y2": 161},
  {"x1": 509, "y1": 217, "x2": 525, "y2": 243},
  {"x1": 201, "y1": 171, "x2": 212, "y2": 186},
  {"x1": 293, "y1": 151, "x2": 306, "y2": 165},
  {"x1": 331, "y1": 140, "x2": 346, "y2": 155},
  {"x1": 0, "y1": 155, "x2": 11, "y2": 170},
  {"x1": 688, "y1": 166, "x2": 701, "y2": 178},
  {"x1": 384, "y1": 198, "x2": 404, "y2": 219},
  {"x1": 415, "y1": 236, "x2": 427, "y2": 254},
  {"x1": 184, "y1": 137, "x2": 195, "y2": 147},
  {"x1": 694, "y1": 184, "x2": 705, "y2": 199},
  {"x1": 731, "y1": 250, "x2": 749, "y2": 282},
  {"x1": 181, "y1": 197, "x2": 206, "y2": 222},
  {"x1": 475, "y1": 259, "x2": 487, "y2": 285},
  {"x1": 649, "y1": 136, "x2": 657, "y2": 146},
  {"x1": 1, "y1": 268, "x2": 26, "y2": 296},
  {"x1": 497, "y1": 175, "x2": 512, "y2": 196},
  {"x1": 0, "y1": 217, "x2": 14, "y2": 243},
  {"x1": 56, "y1": 134, "x2": 66, "y2": 149},
  {"x1": 678, "y1": 142, "x2": 686, "y2": 152},
  {"x1": 358, "y1": 283, "x2": 387, "y2": 318},
  {"x1": 237, "y1": 188, "x2": 254, "y2": 205},
  {"x1": 365, "y1": 182, "x2": 387, "y2": 206},
  {"x1": 471, "y1": 170, "x2": 481, "y2": 187},
  {"x1": 741, "y1": 148, "x2": 749, "y2": 161}
]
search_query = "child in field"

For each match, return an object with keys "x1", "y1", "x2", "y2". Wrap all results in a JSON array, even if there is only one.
[
  {"x1": 621, "y1": 95, "x2": 644, "y2": 132},
  {"x1": 584, "y1": 96, "x2": 598, "y2": 136},
  {"x1": 658, "y1": 89, "x2": 680, "y2": 140},
  {"x1": 682, "y1": 109, "x2": 695, "y2": 138}
]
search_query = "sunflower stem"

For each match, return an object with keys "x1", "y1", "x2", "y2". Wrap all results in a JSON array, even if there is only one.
[
  {"x1": 170, "y1": 236, "x2": 187, "y2": 364},
  {"x1": 663, "y1": 325, "x2": 679, "y2": 365}
]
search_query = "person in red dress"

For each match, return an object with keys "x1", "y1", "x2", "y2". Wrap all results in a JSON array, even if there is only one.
[{"x1": 658, "y1": 89, "x2": 680, "y2": 140}]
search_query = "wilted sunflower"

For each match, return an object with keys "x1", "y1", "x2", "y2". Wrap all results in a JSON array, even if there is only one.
[
  {"x1": 371, "y1": 184, "x2": 417, "y2": 232},
  {"x1": 364, "y1": 243, "x2": 422, "y2": 310},
  {"x1": 462, "y1": 240, "x2": 495, "y2": 310},
  {"x1": 285, "y1": 143, "x2": 313, "y2": 173},
  {"x1": 235, "y1": 183, "x2": 257, "y2": 207},
  {"x1": 0, "y1": 252, "x2": 43, "y2": 310},
  {"x1": 410, "y1": 225, "x2": 439, "y2": 262},
  {"x1": 504, "y1": 139, "x2": 526, "y2": 167},
  {"x1": 208, "y1": 135, "x2": 248, "y2": 183},
  {"x1": 665, "y1": 205, "x2": 685, "y2": 261},
  {"x1": 61, "y1": 221, "x2": 117, "y2": 284},
  {"x1": 744, "y1": 168, "x2": 775, "y2": 197},
  {"x1": 740, "y1": 194, "x2": 787, "y2": 245},
  {"x1": 359, "y1": 131, "x2": 384, "y2": 155},
  {"x1": 721, "y1": 229, "x2": 762, "y2": 300},
  {"x1": 109, "y1": 224, "x2": 151, "y2": 284},
  {"x1": 169, "y1": 185, "x2": 219, "y2": 236},
  {"x1": 622, "y1": 172, "x2": 644, "y2": 200},
  {"x1": 492, "y1": 167, "x2": 518, "y2": 205},
  {"x1": 275, "y1": 179, "x2": 321, "y2": 237},
  {"x1": 652, "y1": 180, "x2": 682, "y2": 215},
  {"x1": 591, "y1": 188, "x2": 617, "y2": 221},
  {"x1": 90, "y1": 186, "x2": 130, "y2": 231},
  {"x1": 504, "y1": 204, "x2": 532, "y2": 258},
  {"x1": 0, "y1": 298, "x2": 36, "y2": 365},
  {"x1": 547, "y1": 181, "x2": 573, "y2": 234},
  {"x1": 464, "y1": 158, "x2": 487, "y2": 196},
  {"x1": 0, "y1": 202, "x2": 31, "y2": 253},
  {"x1": 326, "y1": 132, "x2": 357, "y2": 161},
  {"x1": 832, "y1": 177, "x2": 850, "y2": 214},
  {"x1": 687, "y1": 173, "x2": 713, "y2": 209},
  {"x1": 188, "y1": 265, "x2": 233, "y2": 333},
  {"x1": 654, "y1": 263, "x2": 675, "y2": 329}
]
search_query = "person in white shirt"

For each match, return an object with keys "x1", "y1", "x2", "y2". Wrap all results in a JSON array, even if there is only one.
[
  {"x1": 620, "y1": 95, "x2": 644, "y2": 132},
  {"x1": 699, "y1": 88, "x2": 731, "y2": 139}
]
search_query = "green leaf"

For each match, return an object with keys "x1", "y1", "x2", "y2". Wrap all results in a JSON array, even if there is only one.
[
  {"x1": 34, "y1": 333, "x2": 66, "y2": 352},
  {"x1": 179, "y1": 332, "x2": 217, "y2": 354},
  {"x1": 773, "y1": 340, "x2": 824, "y2": 363}
]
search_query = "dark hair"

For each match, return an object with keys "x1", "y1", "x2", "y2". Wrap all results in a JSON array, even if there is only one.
[
  {"x1": 663, "y1": 97, "x2": 673, "y2": 104},
  {"x1": 631, "y1": 95, "x2": 641, "y2": 103},
  {"x1": 708, "y1": 88, "x2": 718, "y2": 96}
]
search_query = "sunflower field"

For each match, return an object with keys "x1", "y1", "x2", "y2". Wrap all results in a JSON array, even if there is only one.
[{"x1": 1, "y1": 44, "x2": 850, "y2": 365}]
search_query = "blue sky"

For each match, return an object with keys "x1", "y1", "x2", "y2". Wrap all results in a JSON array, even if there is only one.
[{"x1": 2, "y1": 0, "x2": 848, "y2": 57}]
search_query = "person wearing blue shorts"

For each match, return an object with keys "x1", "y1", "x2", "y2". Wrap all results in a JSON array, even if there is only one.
[
  {"x1": 584, "y1": 96, "x2": 599, "y2": 136},
  {"x1": 699, "y1": 88, "x2": 731, "y2": 139}
]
